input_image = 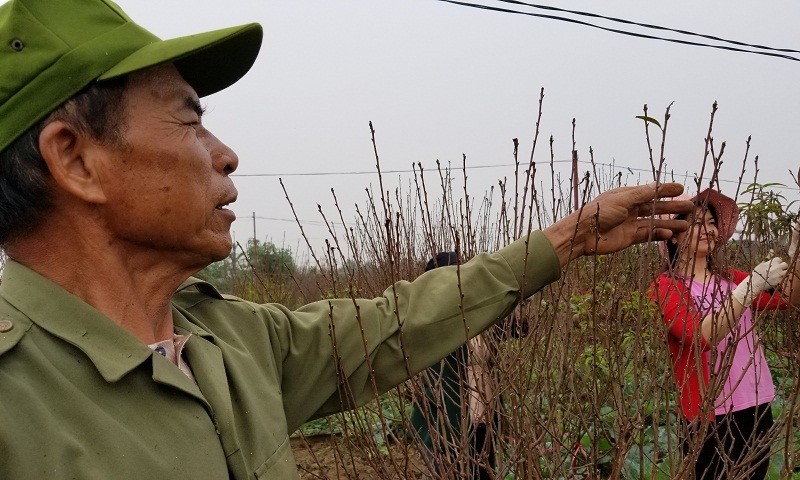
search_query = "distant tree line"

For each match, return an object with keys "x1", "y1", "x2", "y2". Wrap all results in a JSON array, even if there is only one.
[{"x1": 195, "y1": 239, "x2": 295, "y2": 294}]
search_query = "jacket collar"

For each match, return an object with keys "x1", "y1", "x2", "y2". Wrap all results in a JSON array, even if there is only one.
[{"x1": 0, "y1": 259, "x2": 209, "y2": 383}]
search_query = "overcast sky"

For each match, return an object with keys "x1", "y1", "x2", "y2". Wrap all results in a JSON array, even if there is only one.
[{"x1": 115, "y1": 0, "x2": 800, "y2": 257}]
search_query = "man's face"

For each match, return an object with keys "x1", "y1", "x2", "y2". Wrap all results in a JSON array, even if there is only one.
[{"x1": 96, "y1": 64, "x2": 239, "y2": 266}]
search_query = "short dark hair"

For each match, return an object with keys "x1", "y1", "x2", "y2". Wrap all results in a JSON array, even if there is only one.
[
  {"x1": 0, "y1": 77, "x2": 128, "y2": 246},
  {"x1": 425, "y1": 251, "x2": 459, "y2": 271}
]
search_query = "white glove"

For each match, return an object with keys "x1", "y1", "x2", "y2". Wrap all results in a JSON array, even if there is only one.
[{"x1": 732, "y1": 257, "x2": 789, "y2": 307}]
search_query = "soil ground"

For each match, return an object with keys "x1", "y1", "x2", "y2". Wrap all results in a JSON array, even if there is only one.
[{"x1": 291, "y1": 435, "x2": 430, "y2": 479}]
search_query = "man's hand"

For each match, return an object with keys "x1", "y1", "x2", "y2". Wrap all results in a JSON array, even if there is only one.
[{"x1": 543, "y1": 182, "x2": 694, "y2": 266}]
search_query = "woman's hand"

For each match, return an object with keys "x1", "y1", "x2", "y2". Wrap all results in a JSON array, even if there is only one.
[
  {"x1": 788, "y1": 220, "x2": 799, "y2": 259},
  {"x1": 732, "y1": 257, "x2": 790, "y2": 308}
]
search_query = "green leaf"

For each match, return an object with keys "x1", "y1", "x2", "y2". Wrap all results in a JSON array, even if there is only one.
[{"x1": 635, "y1": 115, "x2": 662, "y2": 128}]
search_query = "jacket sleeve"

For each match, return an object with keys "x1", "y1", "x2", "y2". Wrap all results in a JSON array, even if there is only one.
[
  {"x1": 262, "y1": 231, "x2": 561, "y2": 431},
  {"x1": 650, "y1": 275, "x2": 711, "y2": 352}
]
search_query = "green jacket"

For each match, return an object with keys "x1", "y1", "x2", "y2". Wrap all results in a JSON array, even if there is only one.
[{"x1": 0, "y1": 232, "x2": 560, "y2": 479}]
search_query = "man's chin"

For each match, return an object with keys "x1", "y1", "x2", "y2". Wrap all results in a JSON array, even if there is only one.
[
  {"x1": 208, "y1": 243, "x2": 233, "y2": 263},
  {"x1": 174, "y1": 236, "x2": 233, "y2": 273}
]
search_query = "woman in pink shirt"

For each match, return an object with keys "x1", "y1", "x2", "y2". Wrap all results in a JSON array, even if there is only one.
[{"x1": 650, "y1": 188, "x2": 800, "y2": 479}]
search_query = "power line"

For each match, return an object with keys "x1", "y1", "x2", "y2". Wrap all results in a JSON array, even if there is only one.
[
  {"x1": 233, "y1": 163, "x2": 526, "y2": 177},
  {"x1": 239, "y1": 215, "x2": 349, "y2": 227},
  {"x1": 492, "y1": 0, "x2": 800, "y2": 56},
  {"x1": 234, "y1": 160, "x2": 800, "y2": 192},
  {"x1": 434, "y1": 0, "x2": 800, "y2": 62}
]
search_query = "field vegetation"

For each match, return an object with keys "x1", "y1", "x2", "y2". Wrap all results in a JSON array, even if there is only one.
[{"x1": 196, "y1": 99, "x2": 800, "y2": 479}]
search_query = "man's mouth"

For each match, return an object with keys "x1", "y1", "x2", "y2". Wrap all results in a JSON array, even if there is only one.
[{"x1": 216, "y1": 194, "x2": 237, "y2": 210}]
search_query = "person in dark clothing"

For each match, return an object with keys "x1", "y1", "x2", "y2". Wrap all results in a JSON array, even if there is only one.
[{"x1": 410, "y1": 252, "x2": 498, "y2": 480}]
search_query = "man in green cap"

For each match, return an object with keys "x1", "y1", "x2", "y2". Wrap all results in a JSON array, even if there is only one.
[{"x1": 0, "y1": 0, "x2": 693, "y2": 478}]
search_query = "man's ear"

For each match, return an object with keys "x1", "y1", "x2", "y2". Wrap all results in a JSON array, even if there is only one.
[{"x1": 38, "y1": 120, "x2": 108, "y2": 204}]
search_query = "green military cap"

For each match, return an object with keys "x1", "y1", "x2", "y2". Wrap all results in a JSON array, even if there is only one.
[{"x1": 0, "y1": 0, "x2": 262, "y2": 154}]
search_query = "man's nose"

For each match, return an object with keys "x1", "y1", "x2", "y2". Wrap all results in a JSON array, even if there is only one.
[{"x1": 210, "y1": 136, "x2": 239, "y2": 175}]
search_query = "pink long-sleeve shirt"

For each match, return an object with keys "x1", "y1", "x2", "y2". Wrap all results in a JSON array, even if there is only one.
[{"x1": 651, "y1": 270, "x2": 785, "y2": 420}]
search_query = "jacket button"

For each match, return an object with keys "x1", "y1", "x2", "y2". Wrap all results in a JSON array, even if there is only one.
[{"x1": 0, "y1": 319, "x2": 12, "y2": 332}]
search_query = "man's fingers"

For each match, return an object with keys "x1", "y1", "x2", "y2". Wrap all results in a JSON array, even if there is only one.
[
  {"x1": 627, "y1": 222, "x2": 686, "y2": 246},
  {"x1": 636, "y1": 200, "x2": 694, "y2": 217},
  {"x1": 627, "y1": 181, "x2": 686, "y2": 204},
  {"x1": 646, "y1": 218, "x2": 691, "y2": 233},
  {"x1": 623, "y1": 226, "x2": 676, "y2": 246},
  {"x1": 652, "y1": 182, "x2": 686, "y2": 199},
  {"x1": 650, "y1": 227, "x2": 678, "y2": 242}
]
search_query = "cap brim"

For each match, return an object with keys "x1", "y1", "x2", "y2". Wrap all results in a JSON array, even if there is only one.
[{"x1": 98, "y1": 23, "x2": 262, "y2": 97}]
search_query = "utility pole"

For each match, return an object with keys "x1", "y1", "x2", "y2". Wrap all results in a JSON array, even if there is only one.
[
  {"x1": 572, "y1": 149, "x2": 579, "y2": 212},
  {"x1": 231, "y1": 234, "x2": 237, "y2": 291},
  {"x1": 252, "y1": 212, "x2": 257, "y2": 272}
]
